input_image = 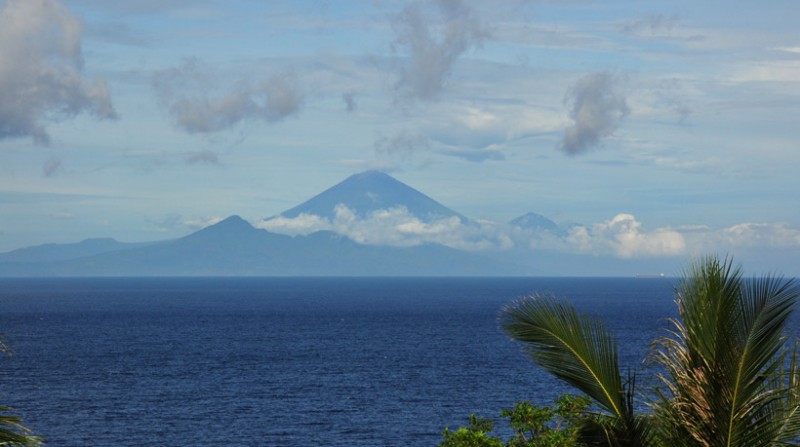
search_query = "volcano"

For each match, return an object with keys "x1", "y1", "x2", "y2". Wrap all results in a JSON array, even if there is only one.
[{"x1": 275, "y1": 170, "x2": 466, "y2": 222}]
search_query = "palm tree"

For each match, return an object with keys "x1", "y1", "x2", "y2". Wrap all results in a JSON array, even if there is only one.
[
  {"x1": 0, "y1": 408, "x2": 43, "y2": 446},
  {"x1": 500, "y1": 256, "x2": 800, "y2": 447},
  {"x1": 0, "y1": 337, "x2": 42, "y2": 446}
]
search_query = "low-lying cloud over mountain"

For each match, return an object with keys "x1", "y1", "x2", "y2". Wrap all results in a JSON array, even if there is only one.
[
  {"x1": 256, "y1": 171, "x2": 800, "y2": 273},
  {"x1": 2, "y1": 171, "x2": 798, "y2": 276}
]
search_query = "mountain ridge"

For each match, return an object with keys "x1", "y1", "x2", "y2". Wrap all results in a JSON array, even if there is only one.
[
  {"x1": 0, "y1": 211, "x2": 521, "y2": 276},
  {"x1": 0, "y1": 171, "x2": 576, "y2": 277}
]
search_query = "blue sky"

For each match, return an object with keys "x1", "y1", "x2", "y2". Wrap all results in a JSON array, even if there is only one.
[{"x1": 1, "y1": 0, "x2": 799, "y2": 274}]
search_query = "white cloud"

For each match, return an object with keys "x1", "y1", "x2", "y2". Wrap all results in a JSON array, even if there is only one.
[
  {"x1": 0, "y1": 0, "x2": 115, "y2": 145},
  {"x1": 258, "y1": 208, "x2": 798, "y2": 263},
  {"x1": 565, "y1": 214, "x2": 686, "y2": 258},
  {"x1": 258, "y1": 204, "x2": 512, "y2": 251},
  {"x1": 681, "y1": 222, "x2": 800, "y2": 252},
  {"x1": 729, "y1": 60, "x2": 800, "y2": 83},
  {"x1": 256, "y1": 213, "x2": 330, "y2": 236},
  {"x1": 374, "y1": 102, "x2": 563, "y2": 163},
  {"x1": 427, "y1": 104, "x2": 563, "y2": 149}
]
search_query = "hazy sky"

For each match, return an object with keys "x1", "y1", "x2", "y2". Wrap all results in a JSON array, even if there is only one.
[{"x1": 1, "y1": 0, "x2": 799, "y2": 273}]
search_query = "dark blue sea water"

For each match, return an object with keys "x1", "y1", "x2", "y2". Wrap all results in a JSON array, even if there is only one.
[{"x1": 0, "y1": 277, "x2": 678, "y2": 446}]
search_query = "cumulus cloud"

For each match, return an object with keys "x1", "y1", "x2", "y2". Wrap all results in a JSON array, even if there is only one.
[
  {"x1": 258, "y1": 205, "x2": 512, "y2": 251},
  {"x1": 565, "y1": 214, "x2": 685, "y2": 258},
  {"x1": 391, "y1": 0, "x2": 488, "y2": 100},
  {"x1": 680, "y1": 222, "x2": 800, "y2": 252},
  {"x1": 559, "y1": 72, "x2": 629, "y2": 155},
  {"x1": 152, "y1": 58, "x2": 303, "y2": 134},
  {"x1": 722, "y1": 223, "x2": 800, "y2": 247},
  {"x1": 0, "y1": 0, "x2": 115, "y2": 145},
  {"x1": 259, "y1": 207, "x2": 798, "y2": 263},
  {"x1": 258, "y1": 213, "x2": 330, "y2": 236}
]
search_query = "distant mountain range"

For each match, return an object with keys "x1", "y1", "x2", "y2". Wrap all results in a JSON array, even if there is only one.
[
  {"x1": 0, "y1": 214, "x2": 519, "y2": 276},
  {"x1": 0, "y1": 171, "x2": 539, "y2": 277},
  {"x1": 1, "y1": 170, "x2": 683, "y2": 277}
]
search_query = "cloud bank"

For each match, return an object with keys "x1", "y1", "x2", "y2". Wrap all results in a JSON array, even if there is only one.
[
  {"x1": 0, "y1": 0, "x2": 115, "y2": 145},
  {"x1": 152, "y1": 58, "x2": 303, "y2": 134},
  {"x1": 259, "y1": 205, "x2": 512, "y2": 251},
  {"x1": 259, "y1": 207, "x2": 686, "y2": 257},
  {"x1": 391, "y1": 0, "x2": 488, "y2": 100},
  {"x1": 566, "y1": 214, "x2": 685, "y2": 258},
  {"x1": 560, "y1": 72, "x2": 629, "y2": 155},
  {"x1": 257, "y1": 207, "x2": 800, "y2": 264}
]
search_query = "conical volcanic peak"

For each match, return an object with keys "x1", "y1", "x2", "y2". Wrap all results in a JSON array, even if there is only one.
[
  {"x1": 181, "y1": 215, "x2": 259, "y2": 242},
  {"x1": 278, "y1": 170, "x2": 465, "y2": 222}
]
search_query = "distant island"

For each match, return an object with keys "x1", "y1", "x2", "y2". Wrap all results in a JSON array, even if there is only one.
[{"x1": 0, "y1": 171, "x2": 678, "y2": 277}]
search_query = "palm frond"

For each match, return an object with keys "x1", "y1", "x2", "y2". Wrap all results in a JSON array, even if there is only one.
[
  {"x1": 501, "y1": 294, "x2": 625, "y2": 419},
  {"x1": 0, "y1": 406, "x2": 42, "y2": 446},
  {"x1": 651, "y1": 256, "x2": 800, "y2": 447}
]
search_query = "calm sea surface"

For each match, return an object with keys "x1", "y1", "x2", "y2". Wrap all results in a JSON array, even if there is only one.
[{"x1": 0, "y1": 277, "x2": 679, "y2": 446}]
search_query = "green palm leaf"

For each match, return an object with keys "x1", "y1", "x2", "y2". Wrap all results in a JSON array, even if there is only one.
[
  {"x1": 501, "y1": 295, "x2": 625, "y2": 418},
  {"x1": 500, "y1": 295, "x2": 654, "y2": 446},
  {"x1": 652, "y1": 256, "x2": 800, "y2": 447},
  {"x1": 0, "y1": 406, "x2": 42, "y2": 446}
]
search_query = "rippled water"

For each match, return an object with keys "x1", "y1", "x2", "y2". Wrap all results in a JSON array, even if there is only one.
[{"x1": 0, "y1": 277, "x2": 676, "y2": 446}]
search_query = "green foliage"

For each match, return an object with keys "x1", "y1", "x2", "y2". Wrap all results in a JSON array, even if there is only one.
[
  {"x1": 440, "y1": 415, "x2": 504, "y2": 447},
  {"x1": 494, "y1": 256, "x2": 800, "y2": 447},
  {"x1": 0, "y1": 408, "x2": 43, "y2": 447},
  {"x1": 439, "y1": 395, "x2": 590, "y2": 447},
  {"x1": 651, "y1": 257, "x2": 800, "y2": 447},
  {"x1": 0, "y1": 336, "x2": 43, "y2": 446}
]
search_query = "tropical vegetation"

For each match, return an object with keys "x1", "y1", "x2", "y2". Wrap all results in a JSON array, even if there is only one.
[
  {"x1": 0, "y1": 336, "x2": 42, "y2": 446},
  {"x1": 440, "y1": 394, "x2": 591, "y2": 447},
  {"x1": 443, "y1": 256, "x2": 800, "y2": 447}
]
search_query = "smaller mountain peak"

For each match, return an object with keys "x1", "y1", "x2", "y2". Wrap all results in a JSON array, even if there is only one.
[
  {"x1": 218, "y1": 215, "x2": 248, "y2": 225},
  {"x1": 197, "y1": 215, "x2": 254, "y2": 233},
  {"x1": 510, "y1": 212, "x2": 559, "y2": 232},
  {"x1": 181, "y1": 215, "x2": 258, "y2": 244}
]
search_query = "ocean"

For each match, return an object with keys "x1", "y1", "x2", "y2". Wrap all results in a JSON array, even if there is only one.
[{"x1": 0, "y1": 277, "x2": 678, "y2": 446}]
